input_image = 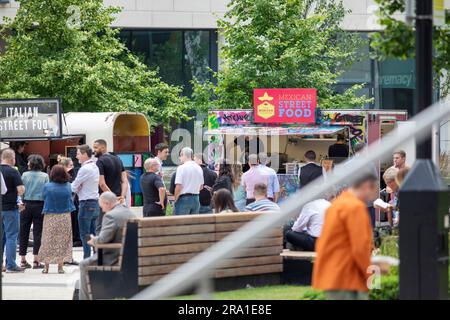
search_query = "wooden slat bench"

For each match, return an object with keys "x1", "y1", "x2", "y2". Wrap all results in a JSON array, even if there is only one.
[
  {"x1": 87, "y1": 212, "x2": 283, "y2": 299},
  {"x1": 280, "y1": 249, "x2": 316, "y2": 285},
  {"x1": 86, "y1": 221, "x2": 138, "y2": 300}
]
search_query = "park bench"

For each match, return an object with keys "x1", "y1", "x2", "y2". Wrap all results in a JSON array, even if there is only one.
[
  {"x1": 280, "y1": 249, "x2": 316, "y2": 285},
  {"x1": 86, "y1": 212, "x2": 283, "y2": 300}
]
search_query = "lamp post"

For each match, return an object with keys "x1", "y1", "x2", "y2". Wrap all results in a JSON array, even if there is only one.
[{"x1": 399, "y1": 0, "x2": 449, "y2": 300}]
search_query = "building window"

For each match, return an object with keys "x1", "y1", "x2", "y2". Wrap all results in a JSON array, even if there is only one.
[
  {"x1": 376, "y1": 57, "x2": 416, "y2": 115},
  {"x1": 336, "y1": 33, "x2": 417, "y2": 114},
  {"x1": 336, "y1": 33, "x2": 375, "y2": 109},
  {"x1": 118, "y1": 29, "x2": 218, "y2": 96}
]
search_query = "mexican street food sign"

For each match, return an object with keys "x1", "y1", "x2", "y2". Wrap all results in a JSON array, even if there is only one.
[
  {"x1": 253, "y1": 88, "x2": 317, "y2": 124},
  {"x1": 0, "y1": 99, "x2": 63, "y2": 139}
]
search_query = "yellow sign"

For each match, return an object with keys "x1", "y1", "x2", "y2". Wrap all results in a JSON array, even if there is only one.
[
  {"x1": 434, "y1": 0, "x2": 446, "y2": 27},
  {"x1": 256, "y1": 92, "x2": 275, "y2": 119}
]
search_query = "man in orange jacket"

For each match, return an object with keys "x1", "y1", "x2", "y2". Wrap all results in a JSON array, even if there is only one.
[{"x1": 312, "y1": 172, "x2": 378, "y2": 300}]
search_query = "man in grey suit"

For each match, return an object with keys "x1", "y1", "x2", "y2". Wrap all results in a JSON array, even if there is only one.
[{"x1": 78, "y1": 191, "x2": 136, "y2": 300}]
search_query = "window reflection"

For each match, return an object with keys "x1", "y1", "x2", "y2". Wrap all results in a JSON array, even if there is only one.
[{"x1": 118, "y1": 29, "x2": 215, "y2": 95}]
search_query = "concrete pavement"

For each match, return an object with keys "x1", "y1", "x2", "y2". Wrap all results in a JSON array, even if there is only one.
[{"x1": 2, "y1": 247, "x2": 84, "y2": 300}]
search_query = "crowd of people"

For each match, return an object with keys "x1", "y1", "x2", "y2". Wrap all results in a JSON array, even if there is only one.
[
  {"x1": 1, "y1": 136, "x2": 411, "y2": 300},
  {"x1": 141, "y1": 144, "x2": 283, "y2": 217},
  {"x1": 282, "y1": 148, "x2": 409, "y2": 300},
  {"x1": 1, "y1": 139, "x2": 128, "y2": 274}
]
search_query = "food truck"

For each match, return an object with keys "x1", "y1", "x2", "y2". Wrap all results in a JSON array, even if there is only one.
[
  {"x1": 206, "y1": 89, "x2": 408, "y2": 201},
  {"x1": 0, "y1": 99, "x2": 152, "y2": 206}
]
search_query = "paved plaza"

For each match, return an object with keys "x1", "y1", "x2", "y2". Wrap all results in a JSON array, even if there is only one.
[{"x1": 2, "y1": 247, "x2": 83, "y2": 300}]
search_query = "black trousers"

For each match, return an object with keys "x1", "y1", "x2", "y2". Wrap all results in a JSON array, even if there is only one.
[
  {"x1": 19, "y1": 201, "x2": 44, "y2": 256},
  {"x1": 71, "y1": 194, "x2": 81, "y2": 243},
  {"x1": 143, "y1": 203, "x2": 165, "y2": 217},
  {"x1": 285, "y1": 230, "x2": 316, "y2": 251}
]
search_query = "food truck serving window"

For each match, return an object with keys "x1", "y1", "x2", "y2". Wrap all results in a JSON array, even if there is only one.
[{"x1": 0, "y1": 99, "x2": 62, "y2": 139}]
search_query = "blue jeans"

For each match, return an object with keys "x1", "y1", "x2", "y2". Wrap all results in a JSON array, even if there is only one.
[
  {"x1": 2, "y1": 210, "x2": 20, "y2": 270},
  {"x1": 199, "y1": 205, "x2": 212, "y2": 214},
  {"x1": 173, "y1": 195, "x2": 200, "y2": 215},
  {"x1": 78, "y1": 200, "x2": 99, "y2": 259}
]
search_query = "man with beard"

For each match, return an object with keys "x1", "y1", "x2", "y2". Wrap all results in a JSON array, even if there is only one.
[{"x1": 92, "y1": 139, "x2": 128, "y2": 234}]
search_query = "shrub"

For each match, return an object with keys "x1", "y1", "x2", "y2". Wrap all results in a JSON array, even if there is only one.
[
  {"x1": 300, "y1": 288, "x2": 325, "y2": 300},
  {"x1": 369, "y1": 267, "x2": 399, "y2": 300}
]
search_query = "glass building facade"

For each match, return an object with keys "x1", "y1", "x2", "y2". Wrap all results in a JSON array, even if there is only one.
[
  {"x1": 118, "y1": 29, "x2": 218, "y2": 96},
  {"x1": 336, "y1": 32, "x2": 416, "y2": 115},
  {"x1": 118, "y1": 30, "x2": 416, "y2": 114}
]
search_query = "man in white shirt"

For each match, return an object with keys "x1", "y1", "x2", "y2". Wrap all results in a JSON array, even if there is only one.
[
  {"x1": 258, "y1": 153, "x2": 280, "y2": 202},
  {"x1": 285, "y1": 197, "x2": 332, "y2": 251},
  {"x1": 242, "y1": 154, "x2": 269, "y2": 205},
  {"x1": 173, "y1": 147, "x2": 204, "y2": 215},
  {"x1": 71, "y1": 145, "x2": 100, "y2": 259}
]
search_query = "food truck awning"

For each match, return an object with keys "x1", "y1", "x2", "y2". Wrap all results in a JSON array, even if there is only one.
[{"x1": 206, "y1": 126, "x2": 347, "y2": 136}]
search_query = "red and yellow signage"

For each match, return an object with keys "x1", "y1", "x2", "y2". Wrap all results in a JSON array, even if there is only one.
[{"x1": 253, "y1": 88, "x2": 317, "y2": 124}]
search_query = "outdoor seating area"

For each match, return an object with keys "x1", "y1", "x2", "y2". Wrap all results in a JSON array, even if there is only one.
[{"x1": 86, "y1": 212, "x2": 284, "y2": 300}]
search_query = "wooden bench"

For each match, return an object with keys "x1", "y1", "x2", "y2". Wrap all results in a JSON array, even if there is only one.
[
  {"x1": 86, "y1": 222, "x2": 138, "y2": 300},
  {"x1": 280, "y1": 249, "x2": 316, "y2": 285},
  {"x1": 87, "y1": 212, "x2": 283, "y2": 299}
]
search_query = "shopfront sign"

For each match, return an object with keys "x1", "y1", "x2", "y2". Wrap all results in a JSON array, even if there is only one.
[
  {"x1": 208, "y1": 110, "x2": 252, "y2": 130},
  {"x1": 0, "y1": 99, "x2": 63, "y2": 139},
  {"x1": 253, "y1": 88, "x2": 316, "y2": 124}
]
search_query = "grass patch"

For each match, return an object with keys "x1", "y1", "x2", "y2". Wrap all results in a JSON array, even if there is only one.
[{"x1": 174, "y1": 285, "x2": 323, "y2": 300}]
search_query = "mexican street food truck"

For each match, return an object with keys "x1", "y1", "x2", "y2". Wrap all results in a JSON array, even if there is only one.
[{"x1": 206, "y1": 89, "x2": 408, "y2": 201}]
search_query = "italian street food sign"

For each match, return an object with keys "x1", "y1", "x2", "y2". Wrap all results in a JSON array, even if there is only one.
[
  {"x1": 0, "y1": 99, "x2": 63, "y2": 139},
  {"x1": 253, "y1": 88, "x2": 317, "y2": 124}
]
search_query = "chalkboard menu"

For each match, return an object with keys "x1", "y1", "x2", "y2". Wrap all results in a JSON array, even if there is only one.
[
  {"x1": 0, "y1": 99, "x2": 62, "y2": 139},
  {"x1": 65, "y1": 146, "x2": 78, "y2": 160}
]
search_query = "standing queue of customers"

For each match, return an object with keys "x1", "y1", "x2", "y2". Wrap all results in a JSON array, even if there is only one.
[
  {"x1": 141, "y1": 145, "x2": 281, "y2": 217},
  {"x1": 1, "y1": 139, "x2": 128, "y2": 273}
]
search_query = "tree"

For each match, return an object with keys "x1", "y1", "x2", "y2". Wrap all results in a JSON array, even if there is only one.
[
  {"x1": 190, "y1": 0, "x2": 371, "y2": 114},
  {"x1": 370, "y1": 0, "x2": 450, "y2": 97},
  {"x1": 0, "y1": 0, "x2": 190, "y2": 127}
]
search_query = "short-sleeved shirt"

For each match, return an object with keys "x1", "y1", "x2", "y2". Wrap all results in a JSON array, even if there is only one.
[
  {"x1": 241, "y1": 165, "x2": 269, "y2": 199},
  {"x1": 259, "y1": 165, "x2": 280, "y2": 198},
  {"x1": 96, "y1": 153, "x2": 125, "y2": 196},
  {"x1": 175, "y1": 160, "x2": 204, "y2": 195},
  {"x1": 140, "y1": 172, "x2": 165, "y2": 204},
  {"x1": 0, "y1": 164, "x2": 24, "y2": 210},
  {"x1": 1, "y1": 172, "x2": 7, "y2": 195}
]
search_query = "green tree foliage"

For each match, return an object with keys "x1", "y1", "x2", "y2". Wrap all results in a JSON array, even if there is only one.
[
  {"x1": 0, "y1": 0, "x2": 190, "y2": 127},
  {"x1": 190, "y1": 0, "x2": 371, "y2": 113},
  {"x1": 370, "y1": 0, "x2": 450, "y2": 97}
]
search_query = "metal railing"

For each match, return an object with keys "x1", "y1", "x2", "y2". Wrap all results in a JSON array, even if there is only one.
[{"x1": 132, "y1": 97, "x2": 450, "y2": 300}]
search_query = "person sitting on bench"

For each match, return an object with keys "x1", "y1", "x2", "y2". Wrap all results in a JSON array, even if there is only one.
[
  {"x1": 285, "y1": 194, "x2": 333, "y2": 251},
  {"x1": 245, "y1": 183, "x2": 280, "y2": 212},
  {"x1": 78, "y1": 192, "x2": 136, "y2": 300}
]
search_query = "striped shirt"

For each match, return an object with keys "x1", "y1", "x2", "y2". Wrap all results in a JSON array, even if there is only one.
[{"x1": 245, "y1": 199, "x2": 280, "y2": 212}]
